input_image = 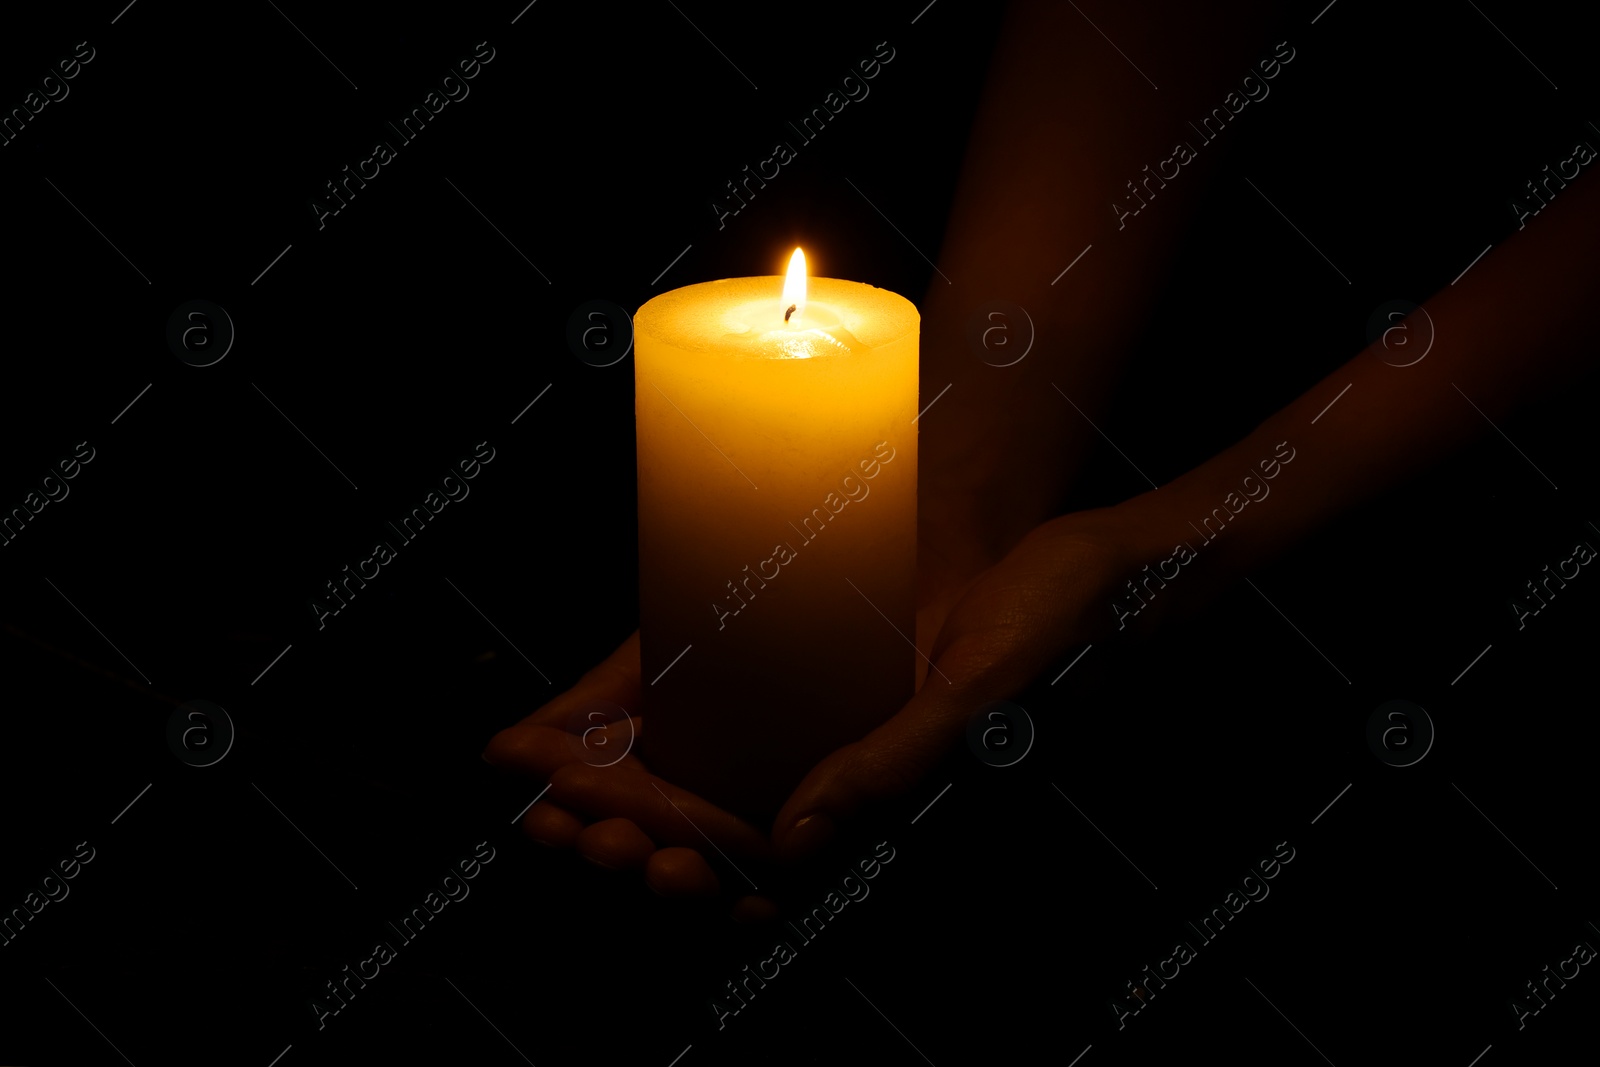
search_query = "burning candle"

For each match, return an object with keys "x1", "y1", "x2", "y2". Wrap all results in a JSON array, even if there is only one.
[{"x1": 635, "y1": 249, "x2": 919, "y2": 818}]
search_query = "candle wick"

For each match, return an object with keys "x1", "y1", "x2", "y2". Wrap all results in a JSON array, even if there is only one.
[{"x1": 785, "y1": 304, "x2": 797, "y2": 323}]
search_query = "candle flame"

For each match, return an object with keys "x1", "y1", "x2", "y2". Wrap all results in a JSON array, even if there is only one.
[{"x1": 783, "y1": 247, "x2": 806, "y2": 324}]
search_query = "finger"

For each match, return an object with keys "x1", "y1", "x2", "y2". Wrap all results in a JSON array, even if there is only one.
[
  {"x1": 549, "y1": 763, "x2": 772, "y2": 862},
  {"x1": 645, "y1": 847, "x2": 720, "y2": 898},
  {"x1": 521, "y1": 801, "x2": 584, "y2": 848},
  {"x1": 731, "y1": 895, "x2": 781, "y2": 924},
  {"x1": 770, "y1": 538, "x2": 1100, "y2": 863},
  {"x1": 771, "y1": 613, "x2": 1051, "y2": 864},
  {"x1": 575, "y1": 818, "x2": 655, "y2": 872},
  {"x1": 523, "y1": 630, "x2": 641, "y2": 729},
  {"x1": 484, "y1": 719, "x2": 647, "y2": 777},
  {"x1": 480, "y1": 632, "x2": 642, "y2": 762}
]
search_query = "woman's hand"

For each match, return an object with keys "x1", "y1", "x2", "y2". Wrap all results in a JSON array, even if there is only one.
[
  {"x1": 480, "y1": 630, "x2": 778, "y2": 909},
  {"x1": 770, "y1": 504, "x2": 1155, "y2": 860},
  {"x1": 483, "y1": 502, "x2": 1164, "y2": 906}
]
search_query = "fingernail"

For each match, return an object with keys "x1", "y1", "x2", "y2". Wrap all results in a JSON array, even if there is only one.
[
  {"x1": 732, "y1": 896, "x2": 780, "y2": 924},
  {"x1": 778, "y1": 812, "x2": 834, "y2": 865}
]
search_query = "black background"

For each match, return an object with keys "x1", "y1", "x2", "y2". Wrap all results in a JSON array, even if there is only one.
[{"x1": 1, "y1": 1, "x2": 1596, "y2": 1064}]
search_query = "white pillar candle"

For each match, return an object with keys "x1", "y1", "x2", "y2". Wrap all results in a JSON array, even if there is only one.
[{"x1": 634, "y1": 250, "x2": 919, "y2": 818}]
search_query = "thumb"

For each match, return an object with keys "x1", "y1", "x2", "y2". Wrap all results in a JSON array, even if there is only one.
[
  {"x1": 770, "y1": 540, "x2": 1101, "y2": 862},
  {"x1": 769, "y1": 628, "x2": 1031, "y2": 863},
  {"x1": 484, "y1": 630, "x2": 642, "y2": 768}
]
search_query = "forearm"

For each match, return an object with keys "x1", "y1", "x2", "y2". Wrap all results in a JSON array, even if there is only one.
[
  {"x1": 1113, "y1": 167, "x2": 1600, "y2": 607},
  {"x1": 920, "y1": 0, "x2": 1287, "y2": 562}
]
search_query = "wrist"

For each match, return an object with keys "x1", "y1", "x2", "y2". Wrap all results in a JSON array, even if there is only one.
[{"x1": 1107, "y1": 434, "x2": 1302, "y2": 627}]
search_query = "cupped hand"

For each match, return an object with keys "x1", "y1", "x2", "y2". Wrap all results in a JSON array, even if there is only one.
[
  {"x1": 481, "y1": 630, "x2": 779, "y2": 915},
  {"x1": 483, "y1": 502, "x2": 1161, "y2": 909}
]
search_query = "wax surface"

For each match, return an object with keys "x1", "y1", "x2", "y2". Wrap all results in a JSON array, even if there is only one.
[{"x1": 635, "y1": 276, "x2": 919, "y2": 819}]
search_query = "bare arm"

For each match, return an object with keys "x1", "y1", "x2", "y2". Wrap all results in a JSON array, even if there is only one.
[
  {"x1": 1113, "y1": 166, "x2": 1600, "y2": 620},
  {"x1": 919, "y1": 0, "x2": 1284, "y2": 573},
  {"x1": 768, "y1": 149, "x2": 1600, "y2": 865}
]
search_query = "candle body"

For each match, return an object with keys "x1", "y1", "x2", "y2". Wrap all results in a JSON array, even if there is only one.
[{"x1": 635, "y1": 277, "x2": 918, "y2": 820}]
